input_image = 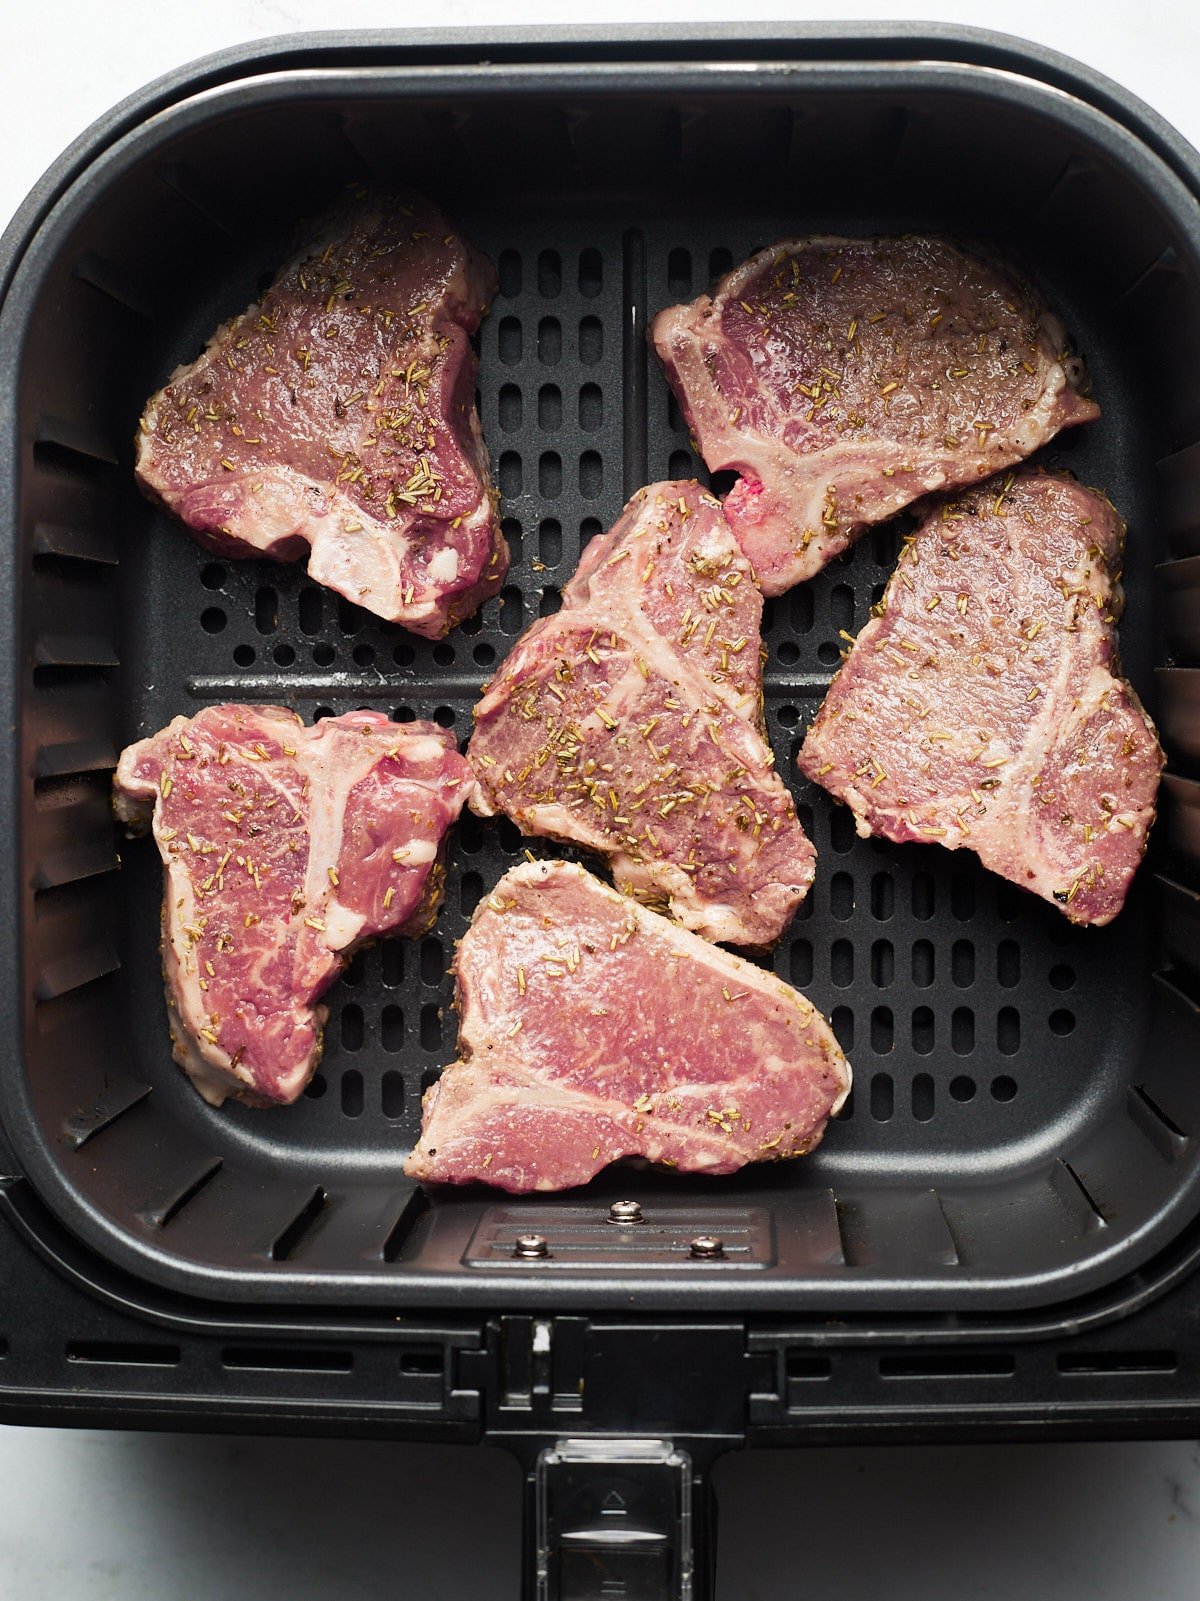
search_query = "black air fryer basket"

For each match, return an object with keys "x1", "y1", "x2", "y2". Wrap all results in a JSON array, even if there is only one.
[{"x1": 4, "y1": 24, "x2": 1200, "y2": 1597}]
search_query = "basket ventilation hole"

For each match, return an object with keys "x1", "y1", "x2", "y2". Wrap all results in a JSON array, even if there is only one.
[
  {"x1": 790, "y1": 587, "x2": 814, "y2": 634},
  {"x1": 538, "y1": 520, "x2": 562, "y2": 565},
  {"x1": 997, "y1": 1007, "x2": 1021, "y2": 1055},
  {"x1": 790, "y1": 938, "x2": 813, "y2": 987},
  {"x1": 382, "y1": 1006, "x2": 404, "y2": 1053},
  {"x1": 949, "y1": 1075, "x2": 976, "y2": 1103},
  {"x1": 498, "y1": 316, "x2": 522, "y2": 363},
  {"x1": 420, "y1": 939, "x2": 443, "y2": 986},
  {"x1": 951, "y1": 940, "x2": 975, "y2": 987},
  {"x1": 497, "y1": 249, "x2": 521, "y2": 297},
  {"x1": 381, "y1": 1069, "x2": 405, "y2": 1117},
  {"x1": 871, "y1": 939, "x2": 894, "y2": 987},
  {"x1": 830, "y1": 872, "x2": 854, "y2": 920},
  {"x1": 201, "y1": 607, "x2": 226, "y2": 634},
  {"x1": 998, "y1": 939, "x2": 1021, "y2": 986},
  {"x1": 871, "y1": 874, "x2": 894, "y2": 921},
  {"x1": 709, "y1": 246, "x2": 733, "y2": 281},
  {"x1": 912, "y1": 939, "x2": 934, "y2": 986},
  {"x1": 831, "y1": 1006, "x2": 854, "y2": 1053},
  {"x1": 340, "y1": 1005, "x2": 363, "y2": 1052},
  {"x1": 578, "y1": 247, "x2": 602, "y2": 297},
  {"x1": 538, "y1": 316, "x2": 561, "y2": 364},
  {"x1": 200, "y1": 562, "x2": 226, "y2": 590},
  {"x1": 500, "y1": 586, "x2": 524, "y2": 636},
  {"x1": 498, "y1": 383, "x2": 522, "y2": 431},
  {"x1": 579, "y1": 316, "x2": 603, "y2": 364},
  {"x1": 1050, "y1": 964, "x2": 1076, "y2": 991},
  {"x1": 991, "y1": 1075, "x2": 1018, "y2": 1101},
  {"x1": 255, "y1": 586, "x2": 278, "y2": 635},
  {"x1": 912, "y1": 1073, "x2": 935, "y2": 1121},
  {"x1": 951, "y1": 874, "x2": 976, "y2": 920},
  {"x1": 831, "y1": 939, "x2": 853, "y2": 987},
  {"x1": 538, "y1": 384, "x2": 561, "y2": 430},
  {"x1": 579, "y1": 383, "x2": 603, "y2": 431},
  {"x1": 912, "y1": 1006, "x2": 935, "y2": 1054},
  {"x1": 420, "y1": 1003, "x2": 443, "y2": 1051},
  {"x1": 870, "y1": 1073, "x2": 894, "y2": 1121},
  {"x1": 667, "y1": 246, "x2": 692, "y2": 296},
  {"x1": 952, "y1": 1007, "x2": 975, "y2": 1054},
  {"x1": 341, "y1": 1069, "x2": 364, "y2": 1118},
  {"x1": 1050, "y1": 1008, "x2": 1077, "y2": 1036},
  {"x1": 912, "y1": 873, "x2": 935, "y2": 920},
  {"x1": 871, "y1": 1007, "x2": 893, "y2": 1053},
  {"x1": 232, "y1": 644, "x2": 255, "y2": 667},
  {"x1": 829, "y1": 809, "x2": 856, "y2": 853},
  {"x1": 537, "y1": 248, "x2": 562, "y2": 297}
]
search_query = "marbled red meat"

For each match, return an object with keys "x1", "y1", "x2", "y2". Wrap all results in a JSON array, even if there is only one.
[
  {"x1": 136, "y1": 188, "x2": 507, "y2": 637},
  {"x1": 652, "y1": 236, "x2": 1098, "y2": 594},
  {"x1": 405, "y1": 860, "x2": 850, "y2": 1192},
  {"x1": 468, "y1": 480, "x2": 815, "y2": 947},
  {"x1": 114, "y1": 705, "x2": 474, "y2": 1106},
  {"x1": 797, "y1": 470, "x2": 1163, "y2": 925}
]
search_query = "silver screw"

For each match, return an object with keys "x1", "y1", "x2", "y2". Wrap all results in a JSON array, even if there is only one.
[
  {"x1": 513, "y1": 1233, "x2": 550, "y2": 1260},
  {"x1": 608, "y1": 1200, "x2": 644, "y2": 1226},
  {"x1": 689, "y1": 1235, "x2": 724, "y2": 1260}
]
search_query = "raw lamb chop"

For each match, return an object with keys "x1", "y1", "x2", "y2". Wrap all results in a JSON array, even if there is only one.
[
  {"x1": 797, "y1": 470, "x2": 1163, "y2": 925},
  {"x1": 652, "y1": 235, "x2": 1098, "y2": 594},
  {"x1": 405, "y1": 860, "x2": 850, "y2": 1192},
  {"x1": 114, "y1": 705, "x2": 474, "y2": 1106},
  {"x1": 468, "y1": 480, "x2": 816, "y2": 947},
  {"x1": 136, "y1": 188, "x2": 507, "y2": 638}
]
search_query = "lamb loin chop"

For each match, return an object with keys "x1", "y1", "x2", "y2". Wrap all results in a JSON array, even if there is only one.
[
  {"x1": 468, "y1": 480, "x2": 816, "y2": 948},
  {"x1": 652, "y1": 235, "x2": 1098, "y2": 594},
  {"x1": 136, "y1": 188, "x2": 507, "y2": 638},
  {"x1": 114, "y1": 706, "x2": 474, "y2": 1107},
  {"x1": 405, "y1": 860, "x2": 850, "y2": 1192},
  {"x1": 797, "y1": 470, "x2": 1163, "y2": 925}
]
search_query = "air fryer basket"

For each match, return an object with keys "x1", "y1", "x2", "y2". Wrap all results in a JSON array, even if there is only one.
[{"x1": 5, "y1": 35, "x2": 1200, "y2": 1317}]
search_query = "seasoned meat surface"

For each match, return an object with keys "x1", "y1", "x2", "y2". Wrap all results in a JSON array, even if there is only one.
[
  {"x1": 468, "y1": 480, "x2": 816, "y2": 947},
  {"x1": 652, "y1": 236, "x2": 1098, "y2": 594},
  {"x1": 136, "y1": 188, "x2": 507, "y2": 638},
  {"x1": 797, "y1": 471, "x2": 1162, "y2": 924},
  {"x1": 114, "y1": 706, "x2": 474, "y2": 1106},
  {"x1": 405, "y1": 860, "x2": 851, "y2": 1192}
]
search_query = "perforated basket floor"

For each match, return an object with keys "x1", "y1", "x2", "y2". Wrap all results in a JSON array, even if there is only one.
[{"x1": 6, "y1": 50, "x2": 1200, "y2": 1313}]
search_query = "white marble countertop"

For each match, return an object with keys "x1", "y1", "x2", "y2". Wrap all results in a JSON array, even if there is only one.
[{"x1": 2, "y1": 1, "x2": 1199, "y2": 1595}]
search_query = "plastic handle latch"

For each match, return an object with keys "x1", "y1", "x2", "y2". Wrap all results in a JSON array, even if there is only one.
[{"x1": 535, "y1": 1437, "x2": 694, "y2": 1600}]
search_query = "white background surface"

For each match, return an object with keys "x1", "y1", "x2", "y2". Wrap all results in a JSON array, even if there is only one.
[{"x1": 2, "y1": 2, "x2": 1199, "y2": 1596}]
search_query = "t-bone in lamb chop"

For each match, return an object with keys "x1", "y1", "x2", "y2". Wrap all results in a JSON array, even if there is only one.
[
  {"x1": 797, "y1": 470, "x2": 1163, "y2": 925},
  {"x1": 114, "y1": 706, "x2": 474, "y2": 1106},
  {"x1": 652, "y1": 235, "x2": 1098, "y2": 594},
  {"x1": 136, "y1": 188, "x2": 507, "y2": 638},
  {"x1": 405, "y1": 860, "x2": 851, "y2": 1192},
  {"x1": 468, "y1": 480, "x2": 816, "y2": 948}
]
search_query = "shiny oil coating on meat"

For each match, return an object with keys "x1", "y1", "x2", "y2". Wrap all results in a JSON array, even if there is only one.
[
  {"x1": 114, "y1": 706, "x2": 474, "y2": 1106},
  {"x1": 468, "y1": 481, "x2": 816, "y2": 947},
  {"x1": 136, "y1": 188, "x2": 507, "y2": 638},
  {"x1": 797, "y1": 471, "x2": 1163, "y2": 925},
  {"x1": 651, "y1": 236, "x2": 1098, "y2": 595},
  {"x1": 405, "y1": 860, "x2": 850, "y2": 1192}
]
